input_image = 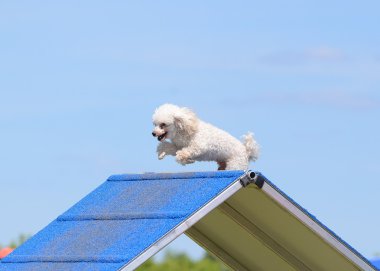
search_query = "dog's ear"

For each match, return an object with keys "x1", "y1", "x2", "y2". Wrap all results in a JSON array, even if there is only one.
[{"x1": 174, "y1": 107, "x2": 199, "y2": 136}]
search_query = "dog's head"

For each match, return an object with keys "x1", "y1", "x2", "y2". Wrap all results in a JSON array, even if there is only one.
[{"x1": 152, "y1": 103, "x2": 199, "y2": 142}]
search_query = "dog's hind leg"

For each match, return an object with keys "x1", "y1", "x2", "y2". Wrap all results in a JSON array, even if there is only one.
[{"x1": 217, "y1": 161, "x2": 227, "y2": 170}]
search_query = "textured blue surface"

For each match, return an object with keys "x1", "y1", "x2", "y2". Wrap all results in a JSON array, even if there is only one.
[
  {"x1": 371, "y1": 259, "x2": 380, "y2": 270},
  {"x1": 0, "y1": 171, "x2": 244, "y2": 271}
]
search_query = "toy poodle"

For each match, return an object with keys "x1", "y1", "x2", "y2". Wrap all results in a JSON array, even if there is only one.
[{"x1": 152, "y1": 103, "x2": 259, "y2": 170}]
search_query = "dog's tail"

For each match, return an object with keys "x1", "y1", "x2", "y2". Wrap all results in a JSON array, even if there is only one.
[{"x1": 242, "y1": 132, "x2": 260, "y2": 162}]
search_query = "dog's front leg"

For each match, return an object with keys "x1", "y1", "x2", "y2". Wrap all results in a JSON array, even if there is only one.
[
  {"x1": 175, "y1": 147, "x2": 198, "y2": 165},
  {"x1": 157, "y1": 142, "x2": 178, "y2": 160}
]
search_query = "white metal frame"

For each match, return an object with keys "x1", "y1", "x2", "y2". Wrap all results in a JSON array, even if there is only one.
[
  {"x1": 260, "y1": 180, "x2": 376, "y2": 271},
  {"x1": 119, "y1": 171, "x2": 377, "y2": 271},
  {"x1": 119, "y1": 172, "x2": 246, "y2": 271}
]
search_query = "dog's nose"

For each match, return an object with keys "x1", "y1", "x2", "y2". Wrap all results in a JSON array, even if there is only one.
[{"x1": 152, "y1": 132, "x2": 156, "y2": 137}]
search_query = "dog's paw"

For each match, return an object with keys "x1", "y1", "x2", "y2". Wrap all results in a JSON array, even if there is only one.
[
  {"x1": 176, "y1": 150, "x2": 195, "y2": 165},
  {"x1": 157, "y1": 143, "x2": 169, "y2": 160},
  {"x1": 158, "y1": 151, "x2": 166, "y2": 160}
]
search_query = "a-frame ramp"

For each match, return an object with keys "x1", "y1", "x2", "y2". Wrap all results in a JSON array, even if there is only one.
[{"x1": 0, "y1": 171, "x2": 377, "y2": 271}]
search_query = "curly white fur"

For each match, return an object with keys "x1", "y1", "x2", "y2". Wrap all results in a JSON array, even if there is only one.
[{"x1": 152, "y1": 103, "x2": 259, "y2": 170}]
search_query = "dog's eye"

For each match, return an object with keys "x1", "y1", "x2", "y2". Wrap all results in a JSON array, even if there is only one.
[{"x1": 160, "y1": 123, "x2": 166, "y2": 128}]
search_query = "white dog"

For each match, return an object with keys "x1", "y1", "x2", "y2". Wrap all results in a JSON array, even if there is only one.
[{"x1": 152, "y1": 104, "x2": 259, "y2": 170}]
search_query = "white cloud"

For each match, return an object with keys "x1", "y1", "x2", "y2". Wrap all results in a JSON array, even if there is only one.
[
  {"x1": 259, "y1": 46, "x2": 347, "y2": 65},
  {"x1": 221, "y1": 90, "x2": 380, "y2": 110},
  {"x1": 306, "y1": 46, "x2": 345, "y2": 61},
  {"x1": 257, "y1": 89, "x2": 380, "y2": 110},
  {"x1": 298, "y1": 89, "x2": 379, "y2": 109}
]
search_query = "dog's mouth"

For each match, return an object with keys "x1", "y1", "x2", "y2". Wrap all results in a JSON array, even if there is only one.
[{"x1": 158, "y1": 132, "x2": 167, "y2": 141}]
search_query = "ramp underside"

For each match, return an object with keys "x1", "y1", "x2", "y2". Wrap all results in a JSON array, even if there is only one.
[{"x1": 187, "y1": 181, "x2": 375, "y2": 271}]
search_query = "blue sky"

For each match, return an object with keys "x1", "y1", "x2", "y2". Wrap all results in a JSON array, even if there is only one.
[{"x1": 1, "y1": 0, "x2": 379, "y2": 261}]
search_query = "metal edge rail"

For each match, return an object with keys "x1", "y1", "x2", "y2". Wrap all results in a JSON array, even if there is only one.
[
  {"x1": 255, "y1": 172, "x2": 377, "y2": 271},
  {"x1": 119, "y1": 171, "x2": 248, "y2": 271}
]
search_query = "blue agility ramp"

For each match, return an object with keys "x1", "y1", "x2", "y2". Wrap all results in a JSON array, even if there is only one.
[
  {"x1": 0, "y1": 171, "x2": 244, "y2": 271},
  {"x1": 0, "y1": 171, "x2": 377, "y2": 271},
  {"x1": 372, "y1": 259, "x2": 380, "y2": 269}
]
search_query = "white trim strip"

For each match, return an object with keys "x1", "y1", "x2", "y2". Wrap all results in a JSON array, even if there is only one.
[
  {"x1": 186, "y1": 226, "x2": 250, "y2": 271},
  {"x1": 261, "y1": 182, "x2": 376, "y2": 271},
  {"x1": 119, "y1": 174, "x2": 245, "y2": 271},
  {"x1": 219, "y1": 202, "x2": 312, "y2": 271}
]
